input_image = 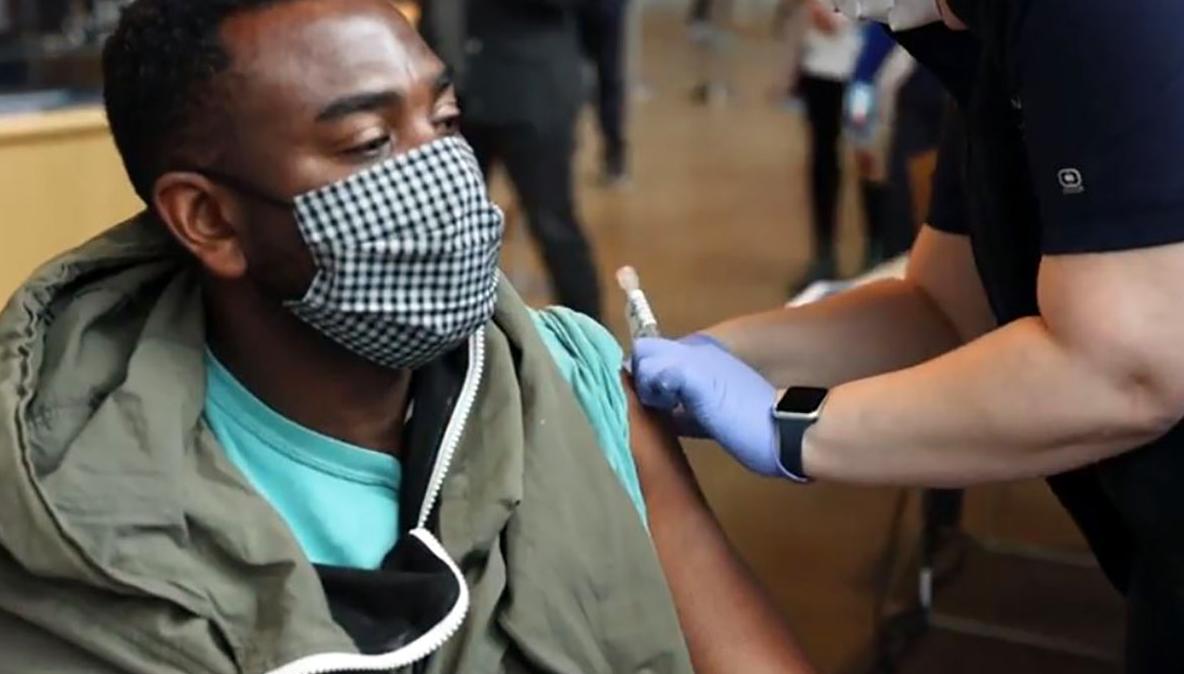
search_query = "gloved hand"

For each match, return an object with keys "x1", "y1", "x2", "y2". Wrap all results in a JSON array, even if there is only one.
[{"x1": 631, "y1": 335, "x2": 784, "y2": 477}]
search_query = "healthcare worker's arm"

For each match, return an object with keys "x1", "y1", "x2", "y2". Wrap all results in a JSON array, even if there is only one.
[
  {"x1": 805, "y1": 0, "x2": 1184, "y2": 485},
  {"x1": 707, "y1": 224, "x2": 994, "y2": 389},
  {"x1": 639, "y1": 0, "x2": 1184, "y2": 487},
  {"x1": 636, "y1": 242, "x2": 1184, "y2": 488},
  {"x1": 625, "y1": 376, "x2": 816, "y2": 674},
  {"x1": 806, "y1": 243, "x2": 1184, "y2": 486}
]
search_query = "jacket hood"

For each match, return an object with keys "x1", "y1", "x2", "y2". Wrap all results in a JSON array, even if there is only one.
[{"x1": 0, "y1": 214, "x2": 355, "y2": 672}]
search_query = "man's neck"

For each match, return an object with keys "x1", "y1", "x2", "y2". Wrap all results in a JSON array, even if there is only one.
[{"x1": 204, "y1": 279, "x2": 413, "y2": 458}]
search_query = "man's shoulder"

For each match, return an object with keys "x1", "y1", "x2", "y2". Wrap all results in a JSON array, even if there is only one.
[
  {"x1": 528, "y1": 307, "x2": 647, "y2": 522},
  {"x1": 529, "y1": 308, "x2": 622, "y2": 375},
  {"x1": 528, "y1": 306, "x2": 627, "y2": 427}
]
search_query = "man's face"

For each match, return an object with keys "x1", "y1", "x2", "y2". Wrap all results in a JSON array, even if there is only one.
[{"x1": 207, "y1": 0, "x2": 459, "y2": 296}]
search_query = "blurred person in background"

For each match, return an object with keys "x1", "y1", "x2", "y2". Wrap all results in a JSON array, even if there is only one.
[
  {"x1": 687, "y1": 0, "x2": 733, "y2": 106},
  {"x1": 579, "y1": 0, "x2": 631, "y2": 186},
  {"x1": 0, "y1": 0, "x2": 17, "y2": 86},
  {"x1": 844, "y1": 22, "x2": 946, "y2": 266},
  {"x1": 424, "y1": 0, "x2": 603, "y2": 320},
  {"x1": 792, "y1": 0, "x2": 864, "y2": 292},
  {"x1": 771, "y1": 0, "x2": 806, "y2": 109},
  {"x1": 34, "y1": 0, "x2": 72, "y2": 34},
  {"x1": 0, "y1": 0, "x2": 814, "y2": 671}
]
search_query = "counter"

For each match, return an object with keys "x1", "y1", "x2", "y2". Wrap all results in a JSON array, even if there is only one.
[
  {"x1": 0, "y1": 1, "x2": 423, "y2": 302},
  {"x1": 0, "y1": 1, "x2": 422, "y2": 303},
  {"x1": 0, "y1": 104, "x2": 139, "y2": 302}
]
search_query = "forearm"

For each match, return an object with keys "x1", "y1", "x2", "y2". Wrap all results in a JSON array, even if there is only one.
[
  {"x1": 707, "y1": 279, "x2": 962, "y2": 389},
  {"x1": 804, "y1": 317, "x2": 1181, "y2": 487},
  {"x1": 626, "y1": 379, "x2": 815, "y2": 674}
]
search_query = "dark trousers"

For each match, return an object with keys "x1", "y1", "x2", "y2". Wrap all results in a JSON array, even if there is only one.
[
  {"x1": 465, "y1": 120, "x2": 603, "y2": 320},
  {"x1": 801, "y1": 75, "x2": 845, "y2": 262},
  {"x1": 883, "y1": 68, "x2": 947, "y2": 258},
  {"x1": 861, "y1": 179, "x2": 889, "y2": 267},
  {"x1": 579, "y1": 1, "x2": 629, "y2": 166}
]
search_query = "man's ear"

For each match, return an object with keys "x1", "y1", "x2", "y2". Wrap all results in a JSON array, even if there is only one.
[{"x1": 153, "y1": 171, "x2": 249, "y2": 279}]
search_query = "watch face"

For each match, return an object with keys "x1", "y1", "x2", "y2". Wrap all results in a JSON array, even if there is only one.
[{"x1": 778, "y1": 387, "x2": 829, "y2": 415}]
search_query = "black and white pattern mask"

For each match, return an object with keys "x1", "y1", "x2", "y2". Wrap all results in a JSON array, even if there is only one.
[{"x1": 287, "y1": 136, "x2": 504, "y2": 370}]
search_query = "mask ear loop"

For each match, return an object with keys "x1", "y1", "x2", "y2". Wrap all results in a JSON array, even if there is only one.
[{"x1": 173, "y1": 165, "x2": 296, "y2": 210}]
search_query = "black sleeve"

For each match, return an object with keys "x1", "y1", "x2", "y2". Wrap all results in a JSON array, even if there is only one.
[
  {"x1": 1017, "y1": 0, "x2": 1184, "y2": 254},
  {"x1": 508, "y1": 0, "x2": 582, "y2": 10},
  {"x1": 927, "y1": 103, "x2": 969, "y2": 236}
]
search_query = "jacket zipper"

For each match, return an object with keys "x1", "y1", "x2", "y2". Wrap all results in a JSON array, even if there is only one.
[
  {"x1": 264, "y1": 330, "x2": 486, "y2": 674},
  {"x1": 418, "y1": 329, "x2": 486, "y2": 528}
]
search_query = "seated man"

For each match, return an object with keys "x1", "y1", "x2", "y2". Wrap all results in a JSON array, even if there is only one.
[{"x1": 0, "y1": 1, "x2": 810, "y2": 672}]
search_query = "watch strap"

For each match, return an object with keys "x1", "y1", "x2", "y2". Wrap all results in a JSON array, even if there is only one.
[{"x1": 776, "y1": 417, "x2": 814, "y2": 484}]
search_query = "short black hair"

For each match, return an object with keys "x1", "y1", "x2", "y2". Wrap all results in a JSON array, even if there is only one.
[{"x1": 102, "y1": 0, "x2": 292, "y2": 203}]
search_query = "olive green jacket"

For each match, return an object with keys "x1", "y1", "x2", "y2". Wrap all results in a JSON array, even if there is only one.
[{"x1": 0, "y1": 215, "x2": 693, "y2": 674}]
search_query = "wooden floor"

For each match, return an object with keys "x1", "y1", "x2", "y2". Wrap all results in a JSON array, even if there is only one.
[{"x1": 496, "y1": 8, "x2": 1124, "y2": 673}]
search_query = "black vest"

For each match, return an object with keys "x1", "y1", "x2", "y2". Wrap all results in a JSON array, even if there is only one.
[{"x1": 896, "y1": 4, "x2": 1184, "y2": 669}]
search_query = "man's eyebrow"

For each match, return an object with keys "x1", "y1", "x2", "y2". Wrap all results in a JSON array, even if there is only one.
[{"x1": 315, "y1": 90, "x2": 402, "y2": 123}]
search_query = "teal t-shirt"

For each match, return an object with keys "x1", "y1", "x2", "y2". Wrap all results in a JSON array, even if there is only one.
[{"x1": 205, "y1": 308, "x2": 643, "y2": 570}]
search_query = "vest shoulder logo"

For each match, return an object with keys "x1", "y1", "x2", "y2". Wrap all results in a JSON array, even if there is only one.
[{"x1": 1058, "y1": 168, "x2": 1085, "y2": 195}]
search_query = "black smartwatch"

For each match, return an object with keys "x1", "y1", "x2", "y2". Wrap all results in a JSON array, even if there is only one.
[{"x1": 772, "y1": 387, "x2": 829, "y2": 483}]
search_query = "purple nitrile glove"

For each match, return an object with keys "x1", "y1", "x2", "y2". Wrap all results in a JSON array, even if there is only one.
[
  {"x1": 631, "y1": 335, "x2": 784, "y2": 477},
  {"x1": 667, "y1": 334, "x2": 731, "y2": 438}
]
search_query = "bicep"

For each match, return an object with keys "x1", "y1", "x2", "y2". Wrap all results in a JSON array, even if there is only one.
[
  {"x1": 1021, "y1": 2, "x2": 1184, "y2": 416},
  {"x1": 623, "y1": 373, "x2": 707, "y2": 506},
  {"x1": 907, "y1": 226, "x2": 994, "y2": 343},
  {"x1": 1038, "y1": 244, "x2": 1184, "y2": 416},
  {"x1": 622, "y1": 375, "x2": 817, "y2": 674}
]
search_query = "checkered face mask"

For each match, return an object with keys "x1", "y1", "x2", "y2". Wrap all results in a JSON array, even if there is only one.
[{"x1": 286, "y1": 136, "x2": 504, "y2": 370}]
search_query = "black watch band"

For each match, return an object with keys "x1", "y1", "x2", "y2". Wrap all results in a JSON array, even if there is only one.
[
  {"x1": 774, "y1": 386, "x2": 828, "y2": 484},
  {"x1": 775, "y1": 417, "x2": 814, "y2": 484}
]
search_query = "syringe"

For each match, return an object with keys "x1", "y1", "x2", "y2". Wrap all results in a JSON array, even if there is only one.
[{"x1": 616, "y1": 266, "x2": 660, "y2": 340}]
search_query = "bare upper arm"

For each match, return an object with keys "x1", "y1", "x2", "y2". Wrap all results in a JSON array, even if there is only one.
[
  {"x1": 1038, "y1": 242, "x2": 1184, "y2": 424},
  {"x1": 622, "y1": 372, "x2": 704, "y2": 501},
  {"x1": 619, "y1": 374, "x2": 818, "y2": 674},
  {"x1": 907, "y1": 225, "x2": 995, "y2": 343}
]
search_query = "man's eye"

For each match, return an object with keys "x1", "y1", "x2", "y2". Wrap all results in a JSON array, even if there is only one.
[
  {"x1": 434, "y1": 114, "x2": 462, "y2": 135},
  {"x1": 349, "y1": 135, "x2": 393, "y2": 158}
]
